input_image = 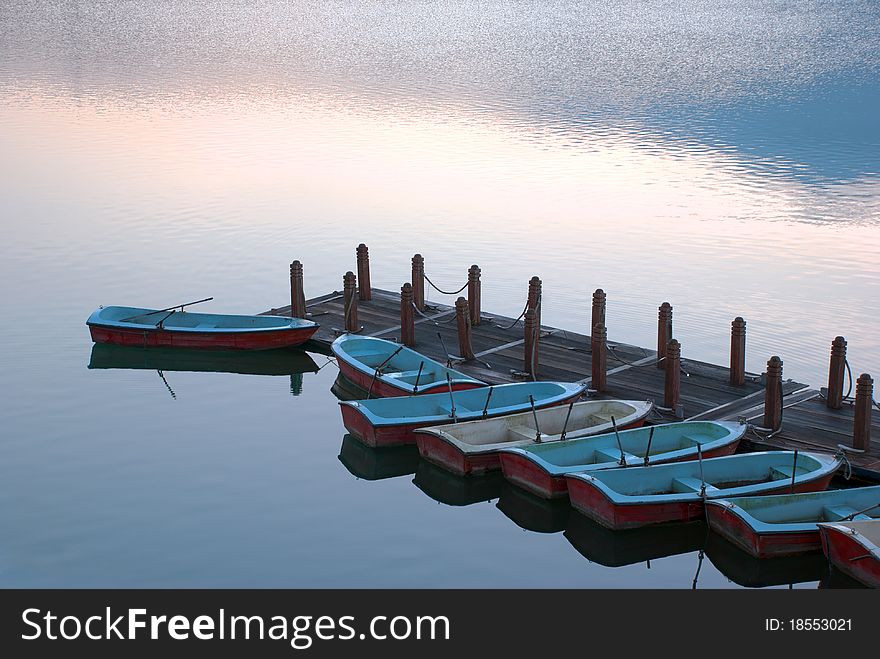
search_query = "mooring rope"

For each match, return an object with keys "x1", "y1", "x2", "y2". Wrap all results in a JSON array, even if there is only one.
[
  {"x1": 411, "y1": 301, "x2": 458, "y2": 325},
  {"x1": 492, "y1": 299, "x2": 530, "y2": 330},
  {"x1": 423, "y1": 273, "x2": 468, "y2": 296}
]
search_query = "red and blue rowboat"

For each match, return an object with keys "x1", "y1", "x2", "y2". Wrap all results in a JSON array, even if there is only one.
[
  {"x1": 87, "y1": 306, "x2": 318, "y2": 350},
  {"x1": 340, "y1": 381, "x2": 586, "y2": 448},
  {"x1": 332, "y1": 335, "x2": 485, "y2": 397},
  {"x1": 818, "y1": 520, "x2": 880, "y2": 588}
]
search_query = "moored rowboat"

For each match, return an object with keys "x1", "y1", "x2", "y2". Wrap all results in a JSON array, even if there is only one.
[
  {"x1": 498, "y1": 420, "x2": 745, "y2": 499},
  {"x1": 415, "y1": 399, "x2": 653, "y2": 476},
  {"x1": 566, "y1": 451, "x2": 842, "y2": 530},
  {"x1": 339, "y1": 381, "x2": 586, "y2": 448},
  {"x1": 332, "y1": 335, "x2": 484, "y2": 397},
  {"x1": 87, "y1": 306, "x2": 318, "y2": 350},
  {"x1": 706, "y1": 485, "x2": 880, "y2": 558},
  {"x1": 818, "y1": 520, "x2": 880, "y2": 588}
]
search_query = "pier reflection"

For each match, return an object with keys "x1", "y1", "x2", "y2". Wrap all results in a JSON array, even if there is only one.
[
  {"x1": 496, "y1": 481, "x2": 571, "y2": 534},
  {"x1": 564, "y1": 513, "x2": 707, "y2": 568},
  {"x1": 337, "y1": 435, "x2": 421, "y2": 481},
  {"x1": 705, "y1": 533, "x2": 827, "y2": 589},
  {"x1": 412, "y1": 461, "x2": 505, "y2": 507}
]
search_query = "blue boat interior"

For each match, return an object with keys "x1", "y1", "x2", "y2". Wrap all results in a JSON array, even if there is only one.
[
  {"x1": 714, "y1": 486, "x2": 880, "y2": 525},
  {"x1": 581, "y1": 452, "x2": 828, "y2": 497},
  {"x1": 88, "y1": 306, "x2": 313, "y2": 331},
  {"x1": 519, "y1": 421, "x2": 735, "y2": 467}
]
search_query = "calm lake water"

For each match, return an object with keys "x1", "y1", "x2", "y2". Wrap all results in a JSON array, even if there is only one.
[{"x1": 1, "y1": 1, "x2": 878, "y2": 588}]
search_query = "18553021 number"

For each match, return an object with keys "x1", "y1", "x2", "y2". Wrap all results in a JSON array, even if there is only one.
[{"x1": 789, "y1": 619, "x2": 852, "y2": 631}]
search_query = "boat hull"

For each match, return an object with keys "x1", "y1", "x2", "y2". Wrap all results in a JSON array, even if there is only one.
[
  {"x1": 819, "y1": 524, "x2": 880, "y2": 589},
  {"x1": 88, "y1": 323, "x2": 317, "y2": 350},
  {"x1": 706, "y1": 503, "x2": 826, "y2": 558},
  {"x1": 336, "y1": 359, "x2": 481, "y2": 397},
  {"x1": 500, "y1": 438, "x2": 738, "y2": 500},
  {"x1": 342, "y1": 389, "x2": 584, "y2": 448},
  {"x1": 416, "y1": 418, "x2": 647, "y2": 477},
  {"x1": 569, "y1": 472, "x2": 835, "y2": 530}
]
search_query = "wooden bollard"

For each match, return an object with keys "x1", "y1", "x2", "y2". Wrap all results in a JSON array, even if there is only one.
[
  {"x1": 527, "y1": 276, "x2": 542, "y2": 324},
  {"x1": 400, "y1": 283, "x2": 415, "y2": 347},
  {"x1": 289, "y1": 260, "x2": 306, "y2": 319},
  {"x1": 729, "y1": 317, "x2": 746, "y2": 386},
  {"x1": 524, "y1": 308, "x2": 539, "y2": 377},
  {"x1": 343, "y1": 271, "x2": 359, "y2": 333},
  {"x1": 591, "y1": 289, "x2": 606, "y2": 338},
  {"x1": 468, "y1": 265, "x2": 481, "y2": 326},
  {"x1": 591, "y1": 322, "x2": 607, "y2": 392},
  {"x1": 412, "y1": 254, "x2": 425, "y2": 311},
  {"x1": 664, "y1": 338, "x2": 681, "y2": 410},
  {"x1": 853, "y1": 373, "x2": 873, "y2": 451},
  {"x1": 356, "y1": 244, "x2": 372, "y2": 301},
  {"x1": 455, "y1": 297, "x2": 475, "y2": 360},
  {"x1": 826, "y1": 336, "x2": 847, "y2": 410},
  {"x1": 763, "y1": 356, "x2": 783, "y2": 431},
  {"x1": 657, "y1": 302, "x2": 673, "y2": 369}
]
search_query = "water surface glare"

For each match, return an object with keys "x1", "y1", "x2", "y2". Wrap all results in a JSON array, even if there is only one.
[{"x1": 1, "y1": 1, "x2": 878, "y2": 588}]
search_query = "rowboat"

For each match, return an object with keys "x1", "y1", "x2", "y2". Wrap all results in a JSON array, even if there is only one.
[
  {"x1": 415, "y1": 399, "x2": 653, "y2": 476},
  {"x1": 339, "y1": 381, "x2": 586, "y2": 448},
  {"x1": 498, "y1": 420, "x2": 745, "y2": 499},
  {"x1": 566, "y1": 451, "x2": 841, "y2": 530},
  {"x1": 87, "y1": 306, "x2": 318, "y2": 350},
  {"x1": 818, "y1": 520, "x2": 880, "y2": 588},
  {"x1": 705, "y1": 485, "x2": 880, "y2": 557},
  {"x1": 88, "y1": 343, "x2": 319, "y2": 376},
  {"x1": 331, "y1": 335, "x2": 484, "y2": 397}
]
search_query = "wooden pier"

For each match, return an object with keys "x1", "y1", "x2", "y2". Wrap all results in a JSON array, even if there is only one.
[{"x1": 268, "y1": 247, "x2": 879, "y2": 481}]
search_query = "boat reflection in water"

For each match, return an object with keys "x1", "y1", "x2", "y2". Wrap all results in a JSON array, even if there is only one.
[
  {"x1": 331, "y1": 372, "x2": 370, "y2": 402},
  {"x1": 705, "y1": 533, "x2": 827, "y2": 589},
  {"x1": 564, "y1": 512, "x2": 707, "y2": 569},
  {"x1": 337, "y1": 435, "x2": 421, "y2": 481},
  {"x1": 819, "y1": 567, "x2": 870, "y2": 589},
  {"x1": 412, "y1": 461, "x2": 505, "y2": 507},
  {"x1": 496, "y1": 481, "x2": 571, "y2": 534},
  {"x1": 88, "y1": 344, "x2": 320, "y2": 396}
]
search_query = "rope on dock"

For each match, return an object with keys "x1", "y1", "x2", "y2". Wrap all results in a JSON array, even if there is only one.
[
  {"x1": 411, "y1": 301, "x2": 458, "y2": 325},
  {"x1": 492, "y1": 299, "x2": 530, "y2": 330},
  {"x1": 423, "y1": 273, "x2": 468, "y2": 296}
]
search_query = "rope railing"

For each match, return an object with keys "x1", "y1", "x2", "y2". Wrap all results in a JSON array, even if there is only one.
[{"x1": 423, "y1": 273, "x2": 468, "y2": 296}]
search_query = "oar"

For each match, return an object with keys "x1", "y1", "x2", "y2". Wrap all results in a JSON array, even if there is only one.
[
  {"x1": 366, "y1": 344, "x2": 406, "y2": 398},
  {"x1": 121, "y1": 297, "x2": 213, "y2": 322},
  {"x1": 789, "y1": 450, "x2": 798, "y2": 494},
  {"x1": 559, "y1": 401, "x2": 575, "y2": 441},
  {"x1": 611, "y1": 416, "x2": 625, "y2": 466},
  {"x1": 413, "y1": 361, "x2": 424, "y2": 394},
  {"x1": 643, "y1": 426, "x2": 655, "y2": 467},
  {"x1": 481, "y1": 386, "x2": 494, "y2": 418},
  {"x1": 842, "y1": 502, "x2": 880, "y2": 521},
  {"x1": 696, "y1": 442, "x2": 706, "y2": 498},
  {"x1": 529, "y1": 395, "x2": 542, "y2": 443},
  {"x1": 446, "y1": 372, "x2": 457, "y2": 423}
]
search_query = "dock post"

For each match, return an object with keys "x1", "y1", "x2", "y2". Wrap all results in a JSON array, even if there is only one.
[
  {"x1": 591, "y1": 322, "x2": 607, "y2": 392},
  {"x1": 854, "y1": 373, "x2": 873, "y2": 451},
  {"x1": 826, "y1": 336, "x2": 847, "y2": 410},
  {"x1": 729, "y1": 317, "x2": 746, "y2": 386},
  {"x1": 356, "y1": 244, "x2": 372, "y2": 301},
  {"x1": 455, "y1": 297, "x2": 475, "y2": 360},
  {"x1": 763, "y1": 356, "x2": 783, "y2": 431},
  {"x1": 400, "y1": 283, "x2": 415, "y2": 347},
  {"x1": 591, "y1": 289, "x2": 606, "y2": 338},
  {"x1": 412, "y1": 254, "x2": 425, "y2": 311},
  {"x1": 290, "y1": 260, "x2": 306, "y2": 319},
  {"x1": 343, "y1": 271, "x2": 359, "y2": 333},
  {"x1": 657, "y1": 302, "x2": 673, "y2": 369},
  {"x1": 664, "y1": 339, "x2": 681, "y2": 411},
  {"x1": 527, "y1": 276, "x2": 542, "y2": 325},
  {"x1": 468, "y1": 265, "x2": 481, "y2": 326},
  {"x1": 524, "y1": 308, "x2": 539, "y2": 378}
]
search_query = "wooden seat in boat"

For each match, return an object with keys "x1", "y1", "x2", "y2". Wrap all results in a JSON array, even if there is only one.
[{"x1": 671, "y1": 477, "x2": 720, "y2": 494}]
